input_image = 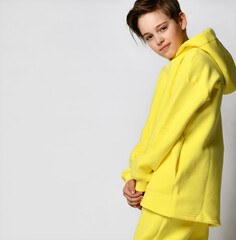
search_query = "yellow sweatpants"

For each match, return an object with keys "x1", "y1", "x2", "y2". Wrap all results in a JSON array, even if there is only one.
[{"x1": 134, "y1": 208, "x2": 209, "y2": 240}]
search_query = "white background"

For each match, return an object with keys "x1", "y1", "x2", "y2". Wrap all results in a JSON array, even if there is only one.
[{"x1": 0, "y1": 0, "x2": 235, "y2": 239}]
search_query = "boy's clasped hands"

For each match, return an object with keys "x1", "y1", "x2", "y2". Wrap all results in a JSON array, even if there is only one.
[{"x1": 123, "y1": 179, "x2": 144, "y2": 210}]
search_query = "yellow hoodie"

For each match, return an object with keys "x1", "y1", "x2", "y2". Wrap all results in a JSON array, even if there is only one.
[{"x1": 121, "y1": 28, "x2": 236, "y2": 226}]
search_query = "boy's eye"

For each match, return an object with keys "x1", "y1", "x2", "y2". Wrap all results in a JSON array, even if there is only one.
[
  {"x1": 160, "y1": 26, "x2": 167, "y2": 32},
  {"x1": 146, "y1": 35, "x2": 153, "y2": 41}
]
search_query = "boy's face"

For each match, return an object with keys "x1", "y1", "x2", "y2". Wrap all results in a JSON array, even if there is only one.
[{"x1": 138, "y1": 10, "x2": 187, "y2": 59}]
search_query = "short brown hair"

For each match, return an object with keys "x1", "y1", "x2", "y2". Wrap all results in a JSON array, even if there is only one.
[{"x1": 127, "y1": 0, "x2": 182, "y2": 41}]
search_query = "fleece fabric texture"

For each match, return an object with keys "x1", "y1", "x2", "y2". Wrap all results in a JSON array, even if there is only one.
[
  {"x1": 134, "y1": 208, "x2": 209, "y2": 240},
  {"x1": 121, "y1": 28, "x2": 236, "y2": 226}
]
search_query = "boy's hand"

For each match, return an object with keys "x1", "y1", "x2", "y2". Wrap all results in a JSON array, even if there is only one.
[{"x1": 123, "y1": 179, "x2": 143, "y2": 210}]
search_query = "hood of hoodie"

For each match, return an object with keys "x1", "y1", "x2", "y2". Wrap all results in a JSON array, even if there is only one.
[{"x1": 174, "y1": 28, "x2": 236, "y2": 94}]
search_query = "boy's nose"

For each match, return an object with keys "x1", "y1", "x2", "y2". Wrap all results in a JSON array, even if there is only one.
[{"x1": 156, "y1": 36, "x2": 164, "y2": 45}]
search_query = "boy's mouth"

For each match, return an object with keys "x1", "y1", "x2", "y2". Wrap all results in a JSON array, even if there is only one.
[{"x1": 160, "y1": 44, "x2": 170, "y2": 51}]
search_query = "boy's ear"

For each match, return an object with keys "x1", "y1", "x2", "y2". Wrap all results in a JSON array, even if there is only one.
[{"x1": 178, "y1": 12, "x2": 187, "y2": 30}]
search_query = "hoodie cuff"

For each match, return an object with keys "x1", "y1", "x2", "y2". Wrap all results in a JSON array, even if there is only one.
[
  {"x1": 121, "y1": 168, "x2": 133, "y2": 183},
  {"x1": 135, "y1": 180, "x2": 148, "y2": 192}
]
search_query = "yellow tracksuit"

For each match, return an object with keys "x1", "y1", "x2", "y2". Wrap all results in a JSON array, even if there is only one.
[
  {"x1": 122, "y1": 28, "x2": 236, "y2": 231},
  {"x1": 134, "y1": 208, "x2": 209, "y2": 240}
]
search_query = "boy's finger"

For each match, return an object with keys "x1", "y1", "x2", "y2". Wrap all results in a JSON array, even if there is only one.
[
  {"x1": 128, "y1": 202, "x2": 140, "y2": 208},
  {"x1": 127, "y1": 182, "x2": 136, "y2": 194},
  {"x1": 124, "y1": 193, "x2": 143, "y2": 203},
  {"x1": 123, "y1": 190, "x2": 143, "y2": 198},
  {"x1": 137, "y1": 205, "x2": 142, "y2": 210},
  {"x1": 128, "y1": 202, "x2": 143, "y2": 210}
]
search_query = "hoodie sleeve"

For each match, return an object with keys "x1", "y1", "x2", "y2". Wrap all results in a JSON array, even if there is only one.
[
  {"x1": 121, "y1": 115, "x2": 150, "y2": 183},
  {"x1": 121, "y1": 70, "x2": 167, "y2": 184},
  {"x1": 131, "y1": 49, "x2": 224, "y2": 192}
]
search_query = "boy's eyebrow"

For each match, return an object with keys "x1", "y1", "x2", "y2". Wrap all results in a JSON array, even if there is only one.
[{"x1": 142, "y1": 21, "x2": 168, "y2": 37}]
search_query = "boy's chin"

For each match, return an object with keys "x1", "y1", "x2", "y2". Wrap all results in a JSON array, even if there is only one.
[{"x1": 157, "y1": 52, "x2": 176, "y2": 59}]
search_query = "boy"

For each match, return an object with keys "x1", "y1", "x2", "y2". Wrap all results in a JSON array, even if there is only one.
[{"x1": 121, "y1": 0, "x2": 236, "y2": 239}]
